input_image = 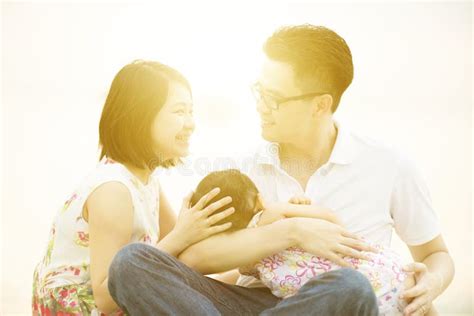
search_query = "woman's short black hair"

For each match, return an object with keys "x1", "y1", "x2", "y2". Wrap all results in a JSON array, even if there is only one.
[{"x1": 99, "y1": 60, "x2": 191, "y2": 170}]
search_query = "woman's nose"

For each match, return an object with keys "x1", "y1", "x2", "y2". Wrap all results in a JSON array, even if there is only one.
[{"x1": 185, "y1": 115, "x2": 195, "y2": 132}]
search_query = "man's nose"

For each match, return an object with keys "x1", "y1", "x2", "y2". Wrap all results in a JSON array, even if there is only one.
[{"x1": 256, "y1": 99, "x2": 271, "y2": 114}]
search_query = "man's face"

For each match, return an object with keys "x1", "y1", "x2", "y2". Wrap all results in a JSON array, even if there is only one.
[{"x1": 255, "y1": 56, "x2": 316, "y2": 144}]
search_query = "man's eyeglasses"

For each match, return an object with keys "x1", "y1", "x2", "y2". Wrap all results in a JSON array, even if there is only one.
[{"x1": 251, "y1": 82, "x2": 330, "y2": 111}]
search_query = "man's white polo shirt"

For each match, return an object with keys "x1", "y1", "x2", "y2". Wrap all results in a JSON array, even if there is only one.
[{"x1": 237, "y1": 121, "x2": 440, "y2": 287}]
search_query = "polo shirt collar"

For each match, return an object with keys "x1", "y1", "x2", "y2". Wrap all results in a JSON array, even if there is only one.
[{"x1": 255, "y1": 120, "x2": 357, "y2": 167}]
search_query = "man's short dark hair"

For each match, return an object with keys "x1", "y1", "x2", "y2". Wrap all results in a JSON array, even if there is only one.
[
  {"x1": 264, "y1": 24, "x2": 353, "y2": 112},
  {"x1": 191, "y1": 169, "x2": 259, "y2": 231},
  {"x1": 99, "y1": 60, "x2": 191, "y2": 170}
]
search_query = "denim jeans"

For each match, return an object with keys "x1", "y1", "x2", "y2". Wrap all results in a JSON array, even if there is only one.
[{"x1": 108, "y1": 243, "x2": 379, "y2": 316}]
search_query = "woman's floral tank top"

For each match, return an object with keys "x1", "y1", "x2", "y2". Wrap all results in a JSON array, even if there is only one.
[{"x1": 32, "y1": 158, "x2": 160, "y2": 315}]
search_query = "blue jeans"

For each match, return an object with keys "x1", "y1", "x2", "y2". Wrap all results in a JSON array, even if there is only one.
[{"x1": 108, "y1": 243, "x2": 379, "y2": 315}]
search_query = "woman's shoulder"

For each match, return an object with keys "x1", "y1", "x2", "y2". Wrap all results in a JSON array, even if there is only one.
[
  {"x1": 56, "y1": 159, "x2": 137, "y2": 212},
  {"x1": 82, "y1": 159, "x2": 136, "y2": 191},
  {"x1": 85, "y1": 159, "x2": 160, "y2": 208}
]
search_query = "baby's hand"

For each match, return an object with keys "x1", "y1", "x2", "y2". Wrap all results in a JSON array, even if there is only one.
[{"x1": 289, "y1": 195, "x2": 312, "y2": 205}]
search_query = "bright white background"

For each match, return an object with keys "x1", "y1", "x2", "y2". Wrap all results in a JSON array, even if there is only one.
[{"x1": 2, "y1": 1, "x2": 472, "y2": 314}]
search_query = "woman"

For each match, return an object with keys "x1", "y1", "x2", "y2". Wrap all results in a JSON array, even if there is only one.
[{"x1": 32, "y1": 60, "x2": 235, "y2": 315}]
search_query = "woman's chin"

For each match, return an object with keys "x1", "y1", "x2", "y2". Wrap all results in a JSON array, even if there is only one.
[
  {"x1": 159, "y1": 145, "x2": 190, "y2": 161},
  {"x1": 172, "y1": 147, "x2": 190, "y2": 159}
]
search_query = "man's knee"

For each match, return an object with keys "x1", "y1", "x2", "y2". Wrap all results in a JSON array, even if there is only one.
[
  {"x1": 108, "y1": 243, "x2": 168, "y2": 284},
  {"x1": 304, "y1": 268, "x2": 376, "y2": 301},
  {"x1": 336, "y1": 268, "x2": 375, "y2": 300},
  {"x1": 109, "y1": 244, "x2": 143, "y2": 283},
  {"x1": 299, "y1": 268, "x2": 377, "y2": 314}
]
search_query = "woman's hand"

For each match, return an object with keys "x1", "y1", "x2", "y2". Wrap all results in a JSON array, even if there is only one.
[
  {"x1": 401, "y1": 262, "x2": 443, "y2": 315},
  {"x1": 168, "y1": 188, "x2": 235, "y2": 250},
  {"x1": 291, "y1": 217, "x2": 377, "y2": 267}
]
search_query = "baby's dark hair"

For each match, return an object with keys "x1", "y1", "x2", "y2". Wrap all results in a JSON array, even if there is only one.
[{"x1": 190, "y1": 169, "x2": 259, "y2": 231}]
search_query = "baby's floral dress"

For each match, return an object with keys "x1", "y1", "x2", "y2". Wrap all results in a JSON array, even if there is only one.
[
  {"x1": 32, "y1": 158, "x2": 160, "y2": 315},
  {"x1": 240, "y1": 211, "x2": 409, "y2": 316}
]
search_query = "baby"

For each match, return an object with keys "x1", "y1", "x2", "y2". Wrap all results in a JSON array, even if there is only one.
[{"x1": 191, "y1": 169, "x2": 415, "y2": 315}]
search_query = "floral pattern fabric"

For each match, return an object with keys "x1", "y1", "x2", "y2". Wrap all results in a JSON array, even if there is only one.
[
  {"x1": 32, "y1": 159, "x2": 160, "y2": 315},
  {"x1": 241, "y1": 212, "x2": 410, "y2": 316}
]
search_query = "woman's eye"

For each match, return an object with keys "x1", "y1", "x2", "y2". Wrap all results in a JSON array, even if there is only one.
[{"x1": 174, "y1": 109, "x2": 186, "y2": 115}]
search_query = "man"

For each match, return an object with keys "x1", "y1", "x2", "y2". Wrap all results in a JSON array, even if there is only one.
[
  {"x1": 235, "y1": 25, "x2": 454, "y2": 316},
  {"x1": 108, "y1": 25, "x2": 453, "y2": 315}
]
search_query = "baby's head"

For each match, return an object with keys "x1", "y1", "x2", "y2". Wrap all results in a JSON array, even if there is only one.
[{"x1": 191, "y1": 169, "x2": 262, "y2": 231}]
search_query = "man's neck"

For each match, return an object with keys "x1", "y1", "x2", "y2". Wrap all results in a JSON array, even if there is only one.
[{"x1": 279, "y1": 120, "x2": 338, "y2": 172}]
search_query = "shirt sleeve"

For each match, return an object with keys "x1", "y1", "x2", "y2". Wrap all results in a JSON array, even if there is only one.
[{"x1": 390, "y1": 154, "x2": 441, "y2": 246}]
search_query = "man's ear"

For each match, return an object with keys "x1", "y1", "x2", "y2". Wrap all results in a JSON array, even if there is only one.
[{"x1": 312, "y1": 94, "x2": 333, "y2": 117}]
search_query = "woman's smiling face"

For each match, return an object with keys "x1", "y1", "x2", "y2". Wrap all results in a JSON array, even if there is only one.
[{"x1": 151, "y1": 81, "x2": 195, "y2": 161}]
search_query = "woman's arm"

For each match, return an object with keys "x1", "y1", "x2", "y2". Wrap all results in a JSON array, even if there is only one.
[
  {"x1": 88, "y1": 182, "x2": 134, "y2": 314},
  {"x1": 154, "y1": 188, "x2": 235, "y2": 257},
  {"x1": 153, "y1": 185, "x2": 190, "y2": 256},
  {"x1": 179, "y1": 217, "x2": 374, "y2": 274},
  {"x1": 157, "y1": 184, "x2": 177, "y2": 239},
  {"x1": 88, "y1": 184, "x2": 235, "y2": 313}
]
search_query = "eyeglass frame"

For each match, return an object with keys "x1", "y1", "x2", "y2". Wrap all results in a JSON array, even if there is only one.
[{"x1": 251, "y1": 82, "x2": 331, "y2": 111}]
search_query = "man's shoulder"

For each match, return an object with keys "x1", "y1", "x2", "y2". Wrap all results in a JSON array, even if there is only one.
[
  {"x1": 349, "y1": 130, "x2": 418, "y2": 174},
  {"x1": 350, "y1": 130, "x2": 395, "y2": 154}
]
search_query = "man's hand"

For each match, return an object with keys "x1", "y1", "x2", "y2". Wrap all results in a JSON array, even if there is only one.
[
  {"x1": 401, "y1": 262, "x2": 443, "y2": 315},
  {"x1": 291, "y1": 218, "x2": 377, "y2": 267}
]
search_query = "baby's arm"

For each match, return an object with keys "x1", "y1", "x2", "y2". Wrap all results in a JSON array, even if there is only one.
[
  {"x1": 259, "y1": 196, "x2": 342, "y2": 226},
  {"x1": 281, "y1": 203, "x2": 342, "y2": 225},
  {"x1": 257, "y1": 209, "x2": 286, "y2": 226}
]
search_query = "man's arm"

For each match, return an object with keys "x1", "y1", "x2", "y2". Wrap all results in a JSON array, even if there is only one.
[
  {"x1": 209, "y1": 269, "x2": 241, "y2": 284},
  {"x1": 389, "y1": 154, "x2": 454, "y2": 314},
  {"x1": 406, "y1": 234, "x2": 454, "y2": 297},
  {"x1": 179, "y1": 217, "x2": 373, "y2": 274},
  {"x1": 178, "y1": 219, "x2": 297, "y2": 274},
  {"x1": 403, "y1": 235, "x2": 454, "y2": 312}
]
